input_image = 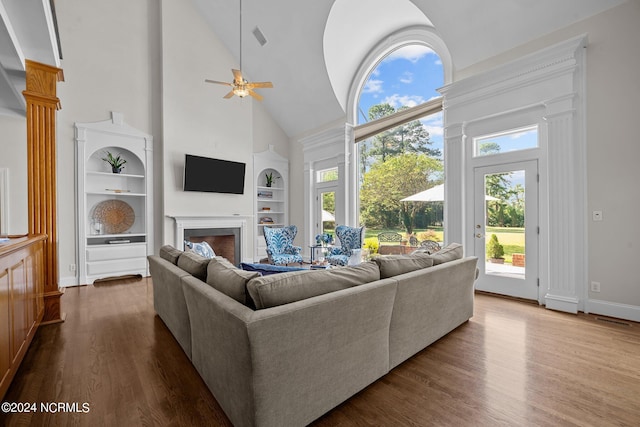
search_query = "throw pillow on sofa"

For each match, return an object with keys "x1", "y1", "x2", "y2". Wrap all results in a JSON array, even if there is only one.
[
  {"x1": 247, "y1": 261, "x2": 380, "y2": 309},
  {"x1": 159, "y1": 245, "x2": 182, "y2": 265},
  {"x1": 207, "y1": 257, "x2": 259, "y2": 306},
  {"x1": 373, "y1": 253, "x2": 434, "y2": 279},
  {"x1": 429, "y1": 243, "x2": 463, "y2": 265},
  {"x1": 177, "y1": 251, "x2": 210, "y2": 281},
  {"x1": 185, "y1": 240, "x2": 216, "y2": 259}
]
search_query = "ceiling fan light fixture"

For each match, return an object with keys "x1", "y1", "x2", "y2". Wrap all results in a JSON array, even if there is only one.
[
  {"x1": 204, "y1": 0, "x2": 273, "y2": 101},
  {"x1": 233, "y1": 86, "x2": 249, "y2": 98}
]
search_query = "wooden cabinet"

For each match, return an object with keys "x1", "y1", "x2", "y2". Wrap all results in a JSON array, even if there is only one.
[
  {"x1": 0, "y1": 235, "x2": 45, "y2": 400},
  {"x1": 253, "y1": 147, "x2": 289, "y2": 261},
  {"x1": 75, "y1": 112, "x2": 153, "y2": 284}
]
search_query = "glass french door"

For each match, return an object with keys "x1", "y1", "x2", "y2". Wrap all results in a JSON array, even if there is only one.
[
  {"x1": 316, "y1": 189, "x2": 336, "y2": 237},
  {"x1": 473, "y1": 160, "x2": 539, "y2": 301}
]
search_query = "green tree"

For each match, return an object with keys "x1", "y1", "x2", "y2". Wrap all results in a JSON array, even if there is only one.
[
  {"x1": 322, "y1": 191, "x2": 335, "y2": 215},
  {"x1": 360, "y1": 153, "x2": 443, "y2": 234},
  {"x1": 365, "y1": 103, "x2": 441, "y2": 163},
  {"x1": 478, "y1": 141, "x2": 501, "y2": 155},
  {"x1": 394, "y1": 106, "x2": 441, "y2": 157}
]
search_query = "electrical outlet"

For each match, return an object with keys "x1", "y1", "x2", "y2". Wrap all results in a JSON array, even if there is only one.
[
  {"x1": 591, "y1": 281, "x2": 601, "y2": 293},
  {"x1": 69, "y1": 264, "x2": 76, "y2": 272}
]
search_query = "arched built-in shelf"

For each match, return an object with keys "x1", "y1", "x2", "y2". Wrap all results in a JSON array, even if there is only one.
[
  {"x1": 75, "y1": 112, "x2": 153, "y2": 284},
  {"x1": 253, "y1": 147, "x2": 289, "y2": 261}
]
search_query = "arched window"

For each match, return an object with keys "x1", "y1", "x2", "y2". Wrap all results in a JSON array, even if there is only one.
[
  {"x1": 357, "y1": 44, "x2": 443, "y2": 125},
  {"x1": 352, "y1": 40, "x2": 447, "y2": 250}
]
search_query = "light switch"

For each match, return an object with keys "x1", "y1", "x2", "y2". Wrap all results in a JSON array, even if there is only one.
[{"x1": 592, "y1": 210, "x2": 603, "y2": 221}]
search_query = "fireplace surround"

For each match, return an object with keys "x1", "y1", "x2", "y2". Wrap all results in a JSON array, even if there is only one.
[{"x1": 171, "y1": 216, "x2": 250, "y2": 265}]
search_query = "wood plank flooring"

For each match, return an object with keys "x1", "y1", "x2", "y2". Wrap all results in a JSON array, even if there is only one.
[{"x1": 1, "y1": 277, "x2": 639, "y2": 426}]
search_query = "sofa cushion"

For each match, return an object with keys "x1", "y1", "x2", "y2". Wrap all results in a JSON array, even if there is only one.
[
  {"x1": 247, "y1": 261, "x2": 380, "y2": 309},
  {"x1": 177, "y1": 251, "x2": 210, "y2": 281},
  {"x1": 207, "y1": 257, "x2": 259, "y2": 306},
  {"x1": 159, "y1": 245, "x2": 182, "y2": 265},
  {"x1": 373, "y1": 253, "x2": 434, "y2": 279},
  {"x1": 429, "y1": 243, "x2": 464, "y2": 265}
]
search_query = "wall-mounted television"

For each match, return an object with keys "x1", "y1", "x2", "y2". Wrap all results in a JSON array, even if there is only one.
[{"x1": 183, "y1": 154, "x2": 246, "y2": 194}]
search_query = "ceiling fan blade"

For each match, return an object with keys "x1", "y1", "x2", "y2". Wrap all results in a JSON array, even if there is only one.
[
  {"x1": 247, "y1": 81, "x2": 273, "y2": 89},
  {"x1": 223, "y1": 90, "x2": 235, "y2": 99},
  {"x1": 205, "y1": 79, "x2": 232, "y2": 86},
  {"x1": 248, "y1": 89, "x2": 263, "y2": 101},
  {"x1": 232, "y1": 69, "x2": 243, "y2": 83}
]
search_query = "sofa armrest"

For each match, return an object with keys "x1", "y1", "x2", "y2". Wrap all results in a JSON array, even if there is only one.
[
  {"x1": 181, "y1": 275, "x2": 256, "y2": 427},
  {"x1": 148, "y1": 255, "x2": 192, "y2": 359},
  {"x1": 388, "y1": 256, "x2": 478, "y2": 369}
]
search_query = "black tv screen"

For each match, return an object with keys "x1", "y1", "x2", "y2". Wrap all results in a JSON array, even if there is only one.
[{"x1": 183, "y1": 154, "x2": 246, "y2": 194}]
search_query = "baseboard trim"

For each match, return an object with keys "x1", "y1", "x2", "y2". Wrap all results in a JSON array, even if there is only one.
[
  {"x1": 587, "y1": 299, "x2": 640, "y2": 323},
  {"x1": 545, "y1": 293, "x2": 579, "y2": 314},
  {"x1": 59, "y1": 275, "x2": 78, "y2": 287}
]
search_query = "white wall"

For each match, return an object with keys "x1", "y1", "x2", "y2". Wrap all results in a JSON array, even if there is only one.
[
  {"x1": 288, "y1": 139, "x2": 306, "y2": 247},
  {"x1": 55, "y1": 0, "x2": 162, "y2": 286},
  {"x1": 453, "y1": 1, "x2": 640, "y2": 317},
  {"x1": 161, "y1": 0, "x2": 289, "y2": 256},
  {"x1": 0, "y1": 115, "x2": 28, "y2": 234},
  {"x1": 51, "y1": 0, "x2": 288, "y2": 285}
]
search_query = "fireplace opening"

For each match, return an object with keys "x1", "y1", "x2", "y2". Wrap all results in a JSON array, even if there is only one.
[{"x1": 184, "y1": 227, "x2": 241, "y2": 265}]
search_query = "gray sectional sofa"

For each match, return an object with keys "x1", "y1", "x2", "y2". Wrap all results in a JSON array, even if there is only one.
[{"x1": 148, "y1": 243, "x2": 478, "y2": 427}]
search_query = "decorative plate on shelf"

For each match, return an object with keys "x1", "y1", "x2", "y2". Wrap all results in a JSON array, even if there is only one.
[{"x1": 92, "y1": 199, "x2": 135, "y2": 234}]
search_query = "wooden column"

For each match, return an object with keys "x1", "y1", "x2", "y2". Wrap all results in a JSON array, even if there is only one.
[{"x1": 22, "y1": 60, "x2": 65, "y2": 324}]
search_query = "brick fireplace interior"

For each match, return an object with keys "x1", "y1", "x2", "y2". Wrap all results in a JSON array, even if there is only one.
[{"x1": 184, "y1": 227, "x2": 241, "y2": 265}]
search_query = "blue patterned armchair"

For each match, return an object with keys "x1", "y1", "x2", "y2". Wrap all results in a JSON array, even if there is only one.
[
  {"x1": 263, "y1": 225, "x2": 303, "y2": 265},
  {"x1": 327, "y1": 225, "x2": 365, "y2": 266}
]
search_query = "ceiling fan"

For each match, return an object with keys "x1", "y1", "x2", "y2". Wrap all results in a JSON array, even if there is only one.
[{"x1": 205, "y1": 0, "x2": 273, "y2": 101}]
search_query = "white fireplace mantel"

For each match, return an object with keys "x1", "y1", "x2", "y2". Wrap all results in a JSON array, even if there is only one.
[{"x1": 170, "y1": 215, "x2": 251, "y2": 262}]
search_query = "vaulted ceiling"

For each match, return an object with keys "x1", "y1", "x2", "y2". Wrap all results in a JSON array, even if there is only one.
[
  {"x1": 0, "y1": 0, "x2": 626, "y2": 137},
  {"x1": 193, "y1": 0, "x2": 625, "y2": 138}
]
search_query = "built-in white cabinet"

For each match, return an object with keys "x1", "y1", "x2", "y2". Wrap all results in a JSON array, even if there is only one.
[
  {"x1": 253, "y1": 147, "x2": 288, "y2": 261},
  {"x1": 75, "y1": 112, "x2": 153, "y2": 284}
]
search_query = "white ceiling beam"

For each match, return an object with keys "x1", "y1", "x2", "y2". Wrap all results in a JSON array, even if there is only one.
[{"x1": 0, "y1": 0, "x2": 26, "y2": 71}]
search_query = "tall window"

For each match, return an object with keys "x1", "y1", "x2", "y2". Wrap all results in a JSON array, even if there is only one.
[{"x1": 356, "y1": 44, "x2": 445, "y2": 249}]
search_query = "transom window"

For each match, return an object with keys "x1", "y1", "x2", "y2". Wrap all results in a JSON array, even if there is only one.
[
  {"x1": 317, "y1": 167, "x2": 338, "y2": 183},
  {"x1": 473, "y1": 125, "x2": 539, "y2": 157}
]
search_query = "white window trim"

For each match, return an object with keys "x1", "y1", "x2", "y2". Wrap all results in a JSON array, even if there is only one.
[
  {"x1": 346, "y1": 25, "x2": 452, "y2": 125},
  {"x1": 440, "y1": 34, "x2": 588, "y2": 314},
  {"x1": 346, "y1": 26, "x2": 451, "y2": 229}
]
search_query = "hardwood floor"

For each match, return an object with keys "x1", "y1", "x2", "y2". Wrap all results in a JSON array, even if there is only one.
[{"x1": 1, "y1": 277, "x2": 639, "y2": 426}]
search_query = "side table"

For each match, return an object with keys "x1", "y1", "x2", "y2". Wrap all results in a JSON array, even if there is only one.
[{"x1": 309, "y1": 245, "x2": 332, "y2": 263}]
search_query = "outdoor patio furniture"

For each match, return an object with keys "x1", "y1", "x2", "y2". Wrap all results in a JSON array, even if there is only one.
[
  {"x1": 263, "y1": 225, "x2": 303, "y2": 265},
  {"x1": 377, "y1": 232, "x2": 403, "y2": 245},
  {"x1": 419, "y1": 240, "x2": 441, "y2": 254}
]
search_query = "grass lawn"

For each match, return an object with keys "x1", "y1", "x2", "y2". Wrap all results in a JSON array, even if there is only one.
[
  {"x1": 358, "y1": 226, "x2": 525, "y2": 263},
  {"x1": 485, "y1": 227, "x2": 525, "y2": 264}
]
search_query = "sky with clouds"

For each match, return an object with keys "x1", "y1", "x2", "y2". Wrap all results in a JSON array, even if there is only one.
[
  {"x1": 358, "y1": 44, "x2": 444, "y2": 156},
  {"x1": 357, "y1": 45, "x2": 539, "y2": 164}
]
